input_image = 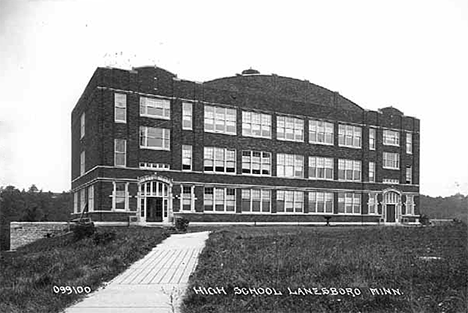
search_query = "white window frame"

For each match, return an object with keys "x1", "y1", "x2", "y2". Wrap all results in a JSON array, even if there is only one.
[
  {"x1": 383, "y1": 130, "x2": 400, "y2": 146},
  {"x1": 277, "y1": 116, "x2": 304, "y2": 142},
  {"x1": 338, "y1": 192, "x2": 361, "y2": 214},
  {"x1": 204, "y1": 147, "x2": 236, "y2": 174},
  {"x1": 115, "y1": 93, "x2": 127, "y2": 123},
  {"x1": 369, "y1": 128, "x2": 376, "y2": 150},
  {"x1": 139, "y1": 126, "x2": 170, "y2": 150},
  {"x1": 80, "y1": 112, "x2": 85, "y2": 139},
  {"x1": 88, "y1": 185, "x2": 94, "y2": 212},
  {"x1": 140, "y1": 97, "x2": 170, "y2": 119},
  {"x1": 203, "y1": 187, "x2": 236, "y2": 213},
  {"x1": 73, "y1": 192, "x2": 78, "y2": 213},
  {"x1": 405, "y1": 195, "x2": 415, "y2": 215},
  {"x1": 139, "y1": 162, "x2": 170, "y2": 170},
  {"x1": 309, "y1": 120, "x2": 334, "y2": 145},
  {"x1": 338, "y1": 159, "x2": 361, "y2": 182},
  {"x1": 241, "y1": 150, "x2": 271, "y2": 176},
  {"x1": 180, "y1": 185, "x2": 195, "y2": 212},
  {"x1": 406, "y1": 133, "x2": 413, "y2": 154},
  {"x1": 80, "y1": 151, "x2": 85, "y2": 175},
  {"x1": 383, "y1": 152, "x2": 400, "y2": 169},
  {"x1": 367, "y1": 193, "x2": 379, "y2": 215},
  {"x1": 182, "y1": 102, "x2": 193, "y2": 130},
  {"x1": 338, "y1": 124, "x2": 362, "y2": 148},
  {"x1": 369, "y1": 162, "x2": 375, "y2": 182},
  {"x1": 406, "y1": 166, "x2": 412, "y2": 184},
  {"x1": 80, "y1": 188, "x2": 86, "y2": 213},
  {"x1": 308, "y1": 156, "x2": 334, "y2": 180},
  {"x1": 308, "y1": 191, "x2": 334, "y2": 214},
  {"x1": 242, "y1": 111, "x2": 272, "y2": 138},
  {"x1": 204, "y1": 105, "x2": 237, "y2": 135},
  {"x1": 277, "y1": 153, "x2": 304, "y2": 178},
  {"x1": 241, "y1": 189, "x2": 271, "y2": 213},
  {"x1": 182, "y1": 145, "x2": 192, "y2": 171},
  {"x1": 276, "y1": 190, "x2": 304, "y2": 213},
  {"x1": 112, "y1": 182, "x2": 129, "y2": 211},
  {"x1": 114, "y1": 139, "x2": 126, "y2": 167}
]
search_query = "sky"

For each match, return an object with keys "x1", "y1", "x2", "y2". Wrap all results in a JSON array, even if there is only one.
[{"x1": 0, "y1": 0, "x2": 467, "y2": 196}]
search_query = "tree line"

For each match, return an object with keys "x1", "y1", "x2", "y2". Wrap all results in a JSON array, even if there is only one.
[{"x1": 0, "y1": 185, "x2": 72, "y2": 222}]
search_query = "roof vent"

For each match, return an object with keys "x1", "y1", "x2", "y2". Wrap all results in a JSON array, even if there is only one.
[{"x1": 241, "y1": 68, "x2": 260, "y2": 75}]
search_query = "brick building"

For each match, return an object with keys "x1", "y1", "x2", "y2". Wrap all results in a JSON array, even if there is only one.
[{"x1": 71, "y1": 66, "x2": 420, "y2": 225}]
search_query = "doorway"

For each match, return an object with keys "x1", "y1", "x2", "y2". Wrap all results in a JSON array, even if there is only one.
[
  {"x1": 386, "y1": 204, "x2": 396, "y2": 222},
  {"x1": 146, "y1": 197, "x2": 163, "y2": 222}
]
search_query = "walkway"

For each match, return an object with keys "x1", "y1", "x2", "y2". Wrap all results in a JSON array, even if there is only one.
[{"x1": 65, "y1": 231, "x2": 211, "y2": 313}]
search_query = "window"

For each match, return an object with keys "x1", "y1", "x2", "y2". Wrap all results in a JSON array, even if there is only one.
[
  {"x1": 139, "y1": 127, "x2": 170, "y2": 150},
  {"x1": 309, "y1": 120, "x2": 333, "y2": 145},
  {"x1": 73, "y1": 192, "x2": 78, "y2": 213},
  {"x1": 139, "y1": 162, "x2": 170, "y2": 170},
  {"x1": 115, "y1": 93, "x2": 127, "y2": 123},
  {"x1": 368, "y1": 193, "x2": 378, "y2": 214},
  {"x1": 242, "y1": 151, "x2": 271, "y2": 175},
  {"x1": 80, "y1": 113, "x2": 85, "y2": 139},
  {"x1": 88, "y1": 185, "x2": 94, "y2": 212},
  {"x1": 140, "y1": 97, "x2": 170, "y2": 119},
  {"x1": 204, "y1": 105, "x2": 236, "y2": 135},
  {"x1": 80, "y1": 189, "x2": 86, "y2": 212},
  {"x1": 383, "y1": 130, "x2": 400, "y2": 146},
  {"x1": 182, "y1": 102, "x2": 193, "y2": 130},
  {"x1": 383, "y1": 178, "x2": 399, "y2": 184},
  {"x1": 369, "y1": 162, "x2": 375, "y2": 182},
  {"x1": 204, "y1": 147, "x2": 236, "y2": 173},
  {"x1": 406, "y1": 133, "x2": 413, "y2": 154},
  {"x1": 113, "y1": 182, "x2": 128, "y2": 211},
  {"x1": 242, "y1": 111, "x2": 271, "y2": 138},
  {"x1": 338, "y1": 124, "x2": 362, "y2": 148},
  {"x1": 203, "y1": 187, "x2": 236, "y2": 212},
  {"x1": 277, "y1": 116, "x2": 303, "y2": 142},
  {"x1": 277, "y1": 190, "x2": 304, "y2": 213},
  {"x1": 308, "y1": 191, "x2": 334, "y2": 214},
  {"x1": 383, "y1": 152, "x2": 400, "y2": 169},
  {"x1": 277, "y1": 154, "x2": 303, "y2": 178},
  {"x1": 369, "y1": 128, "x2": 376, "y2": 150},
  {"x1": 241, "y1": 189, "x2": 271, "y2": 213},
  {"x1": 114, "y1": 139, "x2": 126, "y2": 167},
  {"x1": 80, "y1": 151, "x2": 85, "y2": 175},
  {"x1": 181, "y1": 185, "x2": 194, "y2": 211},
  {"x1": 308, "y1": 157, "x2": 333, "y2": 180},
  {"x1": 406, "y1": 166, "x2": 412, "y2": 184},
  {"x1": 338, "y1": 193, "x2": 361, "y2": 214},
  {"x1": 338, "y1": 159, "x2": 361, "y2": 181},
  {"x1": 182, "y1": 145, "x2": 192, "y2": 171},
  {"x1": 405, "y1": 195, "x2": 415, "y2": 215}
]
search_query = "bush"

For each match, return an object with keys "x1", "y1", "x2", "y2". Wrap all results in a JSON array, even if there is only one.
[
  {"x1": 419, "y1": 214, "x2": 431, "y2": 226},
  {"x1": 92, "y1": 229, "x2": 117, "y2": 245},
  {"x1": 72, "y1": 222, "x2": 96, "y2": 241},
  {"x1": 175, "y1": 217, "x2": 190, "y2": 232}
]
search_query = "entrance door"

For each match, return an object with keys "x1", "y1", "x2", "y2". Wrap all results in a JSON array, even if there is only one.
[
  {"x1": 146, "y1": 197, "x2": 163, "y2": 222},
  {"x1": 386, "y1": 204, "x2": 396, "y2": 222}
]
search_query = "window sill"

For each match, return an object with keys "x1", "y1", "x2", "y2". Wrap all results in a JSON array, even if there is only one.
[
  {"x1": 140, "y1": 114, "x2": 170, "y2": 120},
  {"x1": 140, "y1": 146, "x2": 170, "y2": 151}
]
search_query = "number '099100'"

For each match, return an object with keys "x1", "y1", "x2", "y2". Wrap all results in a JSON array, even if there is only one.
[{"x1": 53, "y1": 286, "x2": 91, "y2": 294}]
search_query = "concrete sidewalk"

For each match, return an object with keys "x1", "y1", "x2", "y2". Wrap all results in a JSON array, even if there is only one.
[{"x1": 65, "y1": 231, "x2": 210, "y2": 313}]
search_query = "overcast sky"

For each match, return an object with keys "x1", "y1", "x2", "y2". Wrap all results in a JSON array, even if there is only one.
[{"x1": 0, "y1": 0, "x2": 467, "y2": 196}]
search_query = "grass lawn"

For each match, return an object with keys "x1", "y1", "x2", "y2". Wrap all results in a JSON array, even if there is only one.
[
  {"x1": 182, "y1": 224, "x2": 467, "y2": 313},
  {"x1": 0, "y1": 226, "x2": 170, "y2": 313}
]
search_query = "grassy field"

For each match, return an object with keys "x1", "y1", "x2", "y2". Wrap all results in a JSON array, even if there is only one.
[
  {"x1": 0, "y1": 226, "x2": 170, "y2": 313},
  {"x1": 182, "y1": 224, "x2": 467, "y2": 313}
]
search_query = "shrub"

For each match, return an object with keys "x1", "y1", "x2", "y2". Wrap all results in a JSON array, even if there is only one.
[
  {"x1": 72, "y1": 222, "x2": 96, "y2": 241},
  {"x1": 175, "y1": 217, "x2": 190, "y2": 232},
  {"x1": 92, "y1": 229, "x2": 117, "y2": 245},
  {"x1": 419, "y1": 214, "x2": 431, "y2": 226}
]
